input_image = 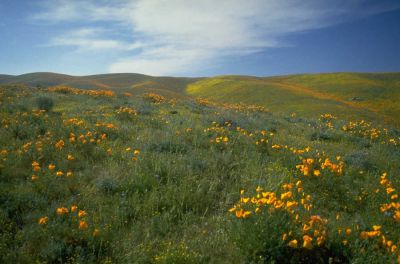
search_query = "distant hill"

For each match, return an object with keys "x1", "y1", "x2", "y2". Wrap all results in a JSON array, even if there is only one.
[
  {"x1": 2, "y1": 72, "x2": 400, "y2": 126},
  {"x1": 0, "y1": 72, "x2": 201, "y2": 98}
]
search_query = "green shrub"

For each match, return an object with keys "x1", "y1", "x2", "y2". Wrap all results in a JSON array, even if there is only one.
[{"x1": 36, "y1": 96, "x2": 54, "y2": 112}]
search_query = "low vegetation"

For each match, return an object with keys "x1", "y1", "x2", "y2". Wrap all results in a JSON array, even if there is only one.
[{"x1": 1, "y1": 84, "x2": 400, "y2": 263}]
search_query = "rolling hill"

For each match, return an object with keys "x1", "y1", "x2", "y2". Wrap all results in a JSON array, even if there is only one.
[
  {"x1": 187, "y1": 72, "x2": 400, "y2": 126},
  {"x1": 0, "y1": 72, "x2": 200, "y2": 98},
  {"x1": 2, "y1": 72, "x2": 400, "y2": 126}
]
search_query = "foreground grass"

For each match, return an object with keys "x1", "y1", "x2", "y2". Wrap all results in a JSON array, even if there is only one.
[{"x1": 1, "y1": 85, "x2": 400, "y2": 263}]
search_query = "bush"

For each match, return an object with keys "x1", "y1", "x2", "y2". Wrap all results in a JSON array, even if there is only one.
[{"x1": 36, "y1": 97, "x2": 54, "y2": 112}]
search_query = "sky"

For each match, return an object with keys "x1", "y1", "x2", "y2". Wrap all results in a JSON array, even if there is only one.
[{"x1": 0, "y1": 0, "x2": 400, "y2": 77}]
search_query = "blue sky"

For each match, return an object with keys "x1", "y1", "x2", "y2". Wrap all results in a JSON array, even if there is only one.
[{"x1": 0, "y1": 0, "x2": 400, "y2": 77}]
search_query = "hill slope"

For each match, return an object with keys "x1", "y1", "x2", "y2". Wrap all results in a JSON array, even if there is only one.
[{"x1": 187, "y1": 72, "x2": 400, "y2": 126}]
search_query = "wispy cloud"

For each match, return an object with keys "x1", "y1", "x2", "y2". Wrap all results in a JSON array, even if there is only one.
[
  {"x1": 33, "y1": 0, "x2": 400, "y2": 76},
  {"x1": 46, "y1": 27, "x2": 143, "y2": 51},
  {"x1": 33, "y1": 0, "x2": 128, "y2": 23}
]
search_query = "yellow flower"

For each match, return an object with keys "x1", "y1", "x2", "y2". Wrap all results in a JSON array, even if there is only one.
[
  {"x1": 394, "y1": 211, "x2": 400, "y2": 221},
  {"x1": 78, "y1": 210, "x2": 87, "y2": 218},
  {"x1": 280, "y1": 191, "x2": 292, "y2": 200},
  {"x1": 79, "y1": 220, "x2": 88, "y2": 229},
  {"x1": 288, "y1": 239, "x2": 298, "y2": 248},
  {"x1": 66, "y1": 171, "x2": 73, "y2": 177},
  {"x1": 241, "y1": 197, "x2": 250, "y2": 203},
  {"x1": 286, "y1": 201, "x2": 298, "y2": 209},
  {"x1": 56, "y1": 171, "x2": 64, "y2": 177},
  {"x1": 56, "y1": 207, "x2": 69, "y2": 215},
  {"x1": 313, "y1": 170, "x2": 321, "y2": 176},
  {"x1": 125, "y1": 147, "x2": 131, "y2": 151},
  {"x1": 55, "y1": 140, "x2": 65, "y2": 150},
  {"x1": 345, "y1": 228, "x2": 352, "y2": 235},
  {"x1": 372, "y1": 225, "x2": 381, "y2": 231},
  {"x1": 303, "y1": 235, "x2": 313, "y2": 249},
  {"x1": 67, "y1": 154, "x2": 75, "y2": 160},
  {"x1": 133, "y1": 149, "x2": 140, "y2": 155},
  {"x1": 38, "y1": 216, "x2": 49, "y2": 225},
  {"x1": 223, "y1": 137, "x2": 229, "y2": 143},
  {"x1": 391, "y1": 245, "x2": 397, "y2": 253},
  {"x1": 242, "y1": 211, "x2": 251, "y2": 218},
  {"x1": 107, "y1": 148, "x2": 112, "y2": 155},
  {"x1": 31, "y1": 174, "x2": 39, "y2": 181},
  {"x1": 228, "y1": 207, "x2": 236, "y2": 213},
  {"x1": 387, "y1": 188, "x2": 396, "y2": 194},
  {"x1": 48, "y1": 164, "x2": 56, "y2": 170}
]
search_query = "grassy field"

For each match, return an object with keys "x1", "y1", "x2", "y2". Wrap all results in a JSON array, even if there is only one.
[{"x1": 1, "y1": 81, "x2": 400, "y2": 263}]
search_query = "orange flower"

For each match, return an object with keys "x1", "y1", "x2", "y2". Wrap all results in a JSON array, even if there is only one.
[
  {"x1": 303, "y1": 235, "x2": 313, "y2": 249},
  {"x1": 78, "y1": 210, "x2": 87, "y2": 218},
  {"x1": 280, "y1": 191, "x2": 292, "y2": 200},
  {"x1": 31, "y1": 174, "x2": 39, "y2": 181},
  {"x1": 56, "y1": 171, "x2": 64, "y2": 177},
  {"x1": 55, "y1": 140, "x2": 65, "y2": 150},
  {"x1": 48, "y1": 164, "x2": 56, "y2": 170},
  {"x1": 288, "y1": 239, "x2": 298, "y2": 248},
  {"x1": 67, "y1": 154, "x2": 75, "y2": 160},
  {"x1": 79, "y1": 220, "x2": 88, "y2": 229},
  {"x1": 38, "y1": 216, "x2": 49, "y2": 225},
  {"x1": 56, "y1": 207, "x2": 68, "y2": 215},
  {"x1": 71, "y1": 205, "x2": 78, "y2": 212}
]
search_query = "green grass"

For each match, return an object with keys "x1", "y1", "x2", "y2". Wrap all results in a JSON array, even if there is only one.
[{"x1": 1, "y1": 84, "x2": 400, "y2": 263}]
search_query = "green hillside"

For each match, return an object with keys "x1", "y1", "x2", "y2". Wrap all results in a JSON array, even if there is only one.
[{"x1": 187, "y1": 73, "x2": 400, "y2": 127}]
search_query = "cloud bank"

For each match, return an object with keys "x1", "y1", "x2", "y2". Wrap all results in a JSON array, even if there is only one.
[{"x1": 34, "y1": 0, "x2": 400, "y2": 76}]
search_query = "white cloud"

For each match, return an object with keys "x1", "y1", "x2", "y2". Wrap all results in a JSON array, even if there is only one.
[
  {"x1": 33, "y1": 0, "x2": 128, "y2": 23},
  {"x1": 46, "y1": 27, "x2": 142, "y2": 51},
  {"x1": 33, "y1": 0, "x2": 400, "y2": 76}
]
